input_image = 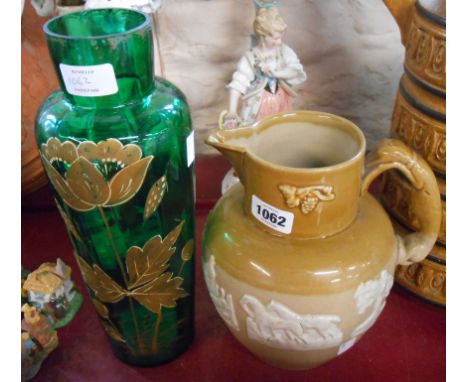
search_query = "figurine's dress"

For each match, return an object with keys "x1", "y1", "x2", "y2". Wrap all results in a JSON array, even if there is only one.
[{"x1": 228, "y1": 44, "x2": 306, "y2": 125}]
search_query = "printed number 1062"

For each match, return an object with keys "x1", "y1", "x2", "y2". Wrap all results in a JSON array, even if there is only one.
[{"x1": 255, "y1": 205, "x2": 286, "y2": 227}]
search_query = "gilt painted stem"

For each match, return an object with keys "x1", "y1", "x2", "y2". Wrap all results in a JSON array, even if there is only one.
[
  {"x1": 98, "y1": 206, "x2": 143, "y2": 352},
  {"x1": 177, "y1": 261, "x2": 186, "y2": 277},
  {"x1": 151, "y1": 311, "x2": 163, "y2": 353}
]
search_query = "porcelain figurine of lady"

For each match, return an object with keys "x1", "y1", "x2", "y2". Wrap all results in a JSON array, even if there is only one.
[
  {"x1": 222, "y1": 4, "x2": 306, "y2": 130},
  {"x1": 220, "y1": 3, "x2": 306, "y2": 192}
]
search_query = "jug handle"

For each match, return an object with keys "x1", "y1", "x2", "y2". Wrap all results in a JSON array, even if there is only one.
[{"x1": 361, "y1": 139, "x2": 441, "y2": 266}]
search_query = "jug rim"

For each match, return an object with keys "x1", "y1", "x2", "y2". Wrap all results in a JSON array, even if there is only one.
[{"x1": 207, "y1": 110, "x2": 367, "y2": 174}]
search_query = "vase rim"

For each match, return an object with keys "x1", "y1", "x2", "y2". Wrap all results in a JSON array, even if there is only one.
[{"x1": 43, "y1": 8, "x2": 151, "y2": 41}]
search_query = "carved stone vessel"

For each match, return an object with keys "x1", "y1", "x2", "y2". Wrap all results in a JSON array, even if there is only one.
[
  {"x1": 202, "y1": 111, "x2": 441, "y2": 369},
  {"x1": 383, "y1": 0, "x2": 446, "y2": 305}
]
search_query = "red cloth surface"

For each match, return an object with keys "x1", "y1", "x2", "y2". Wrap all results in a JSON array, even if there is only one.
[{"x1": 21, "y1": 156, "x2": 445, "y2": 382}]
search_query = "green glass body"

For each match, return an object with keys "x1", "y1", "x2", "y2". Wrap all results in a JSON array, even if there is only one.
[{"x1": 35, "y1": 9, "x2": 195, "y2": 366}]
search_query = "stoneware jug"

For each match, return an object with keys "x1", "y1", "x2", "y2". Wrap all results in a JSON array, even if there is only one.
[
  {"x1": 383, "y1": 0, "x2": 446, "y2": 305},
  {"x1": 202, "y1": 111, "x2": 441, "y2": 370}
]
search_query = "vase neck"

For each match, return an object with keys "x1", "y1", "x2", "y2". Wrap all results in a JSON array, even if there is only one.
[{"x1": 44, "y1": 9, "x2": 154, "y2": 108}]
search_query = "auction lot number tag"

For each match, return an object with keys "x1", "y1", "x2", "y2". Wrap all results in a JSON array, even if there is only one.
[
  {"x1": 60, "y1": 63, "x2": 118, "y2": 97},
  {"x1": 251, "y1": 195, "x2": 294, "y2": 234}
]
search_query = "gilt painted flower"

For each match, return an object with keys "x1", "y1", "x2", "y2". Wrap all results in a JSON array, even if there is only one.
[{"x1": 41, "y1": 138, "x2": 153, "y2": 212}]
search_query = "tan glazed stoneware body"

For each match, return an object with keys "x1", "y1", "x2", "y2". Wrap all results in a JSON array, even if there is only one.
[{"x1": 202, "y1": 111, "x2": 441, "y2": 370}]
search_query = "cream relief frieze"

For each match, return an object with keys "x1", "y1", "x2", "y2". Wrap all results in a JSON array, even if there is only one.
[
  {"x1": 203, "y1": 256, "x2": 239, "y2": 331},
  {"x1": 240, "y1": 295, "x2": 342, "y2": 351},
  {"x1": 351, "y1": 270, "x2": 394, "y2": 338}
]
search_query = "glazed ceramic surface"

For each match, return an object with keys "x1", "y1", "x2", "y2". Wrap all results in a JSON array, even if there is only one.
[
  {"x1": 383, "y1": 0, "x2": 446, "y2": 305},
  {"x1": 202, "y1": 111, "x2": 441, "y2": 369},
  {"x1": 392, "y1": 221, "x2": 445, "y2": 305}
]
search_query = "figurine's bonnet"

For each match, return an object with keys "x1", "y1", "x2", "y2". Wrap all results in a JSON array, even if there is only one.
[{"x1": 254, "y1": 0, "x2": 280, "y2": 10}]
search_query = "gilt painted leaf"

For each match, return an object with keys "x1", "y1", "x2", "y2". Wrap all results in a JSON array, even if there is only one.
[
  {"x1": 130, "y1": 273, "x2": 188, "y2": 314},
  {"x1": 67, "y1": 157, "x2": 111, "y2": 206},
  {"x1": 143, "y1": 175, "x2": 167, "y2": 221},
  {"x1": 126, "y1": 238, "x2": 169, "y2": 290},
  {"x1": 141, "y1": 220, "x2": 185, "y2": 267},
  {"x1": 55, "y1": 199, "x2": 83, "y2": 242},
  {"x1": 181, "y1": 239, "x2": 194, "y2": 262},
  {"x1": 102, "y1": 322, "x2": 126, "y2": 343},
  {"x1": 107, "y1": 156, "x2": 153, "y2": 206},
  {"x1": 42, "y1": 157, "x2": 94, "y2": 211},
  {"x1": 126, "y1": 221, "x2": 185, "y2": 290},
  {"x1": 92, "y1": 266, "x2": 127, "y2": 303},
  {"x1": 92, "y1": 299, "x2": 109, "y2": 319},
  {"x1": 76, "y1": 256, "x2": 97, "y2": 285},
  {"x1": 76, "y1": 257, "x2": 126, "y2": 303}
]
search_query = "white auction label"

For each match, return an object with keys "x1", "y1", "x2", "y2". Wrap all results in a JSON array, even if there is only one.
[
  {"x1": 59, "y1": 63, "x2": 118, "y2": 97},
  {"x1": 251, "y1": 195, "x2": 294, "y2": 234},
  {"x1": 186, "y1": 131, "x2": 195, "y2": 167}
]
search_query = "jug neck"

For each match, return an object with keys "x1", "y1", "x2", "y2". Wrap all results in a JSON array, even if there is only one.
[
  {"x1": 240, "y1": 151, "x2": 365, "y2": 239},
  {"x1": 44, "y1": 9, "x2": 154, "y2": 109},
  {"x1": 207, "y1": 111, "x2": 368, "y2": 239}
]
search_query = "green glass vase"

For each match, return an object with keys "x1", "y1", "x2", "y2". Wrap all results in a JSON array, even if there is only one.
[{"x1": 36, "y1": 9, "x2": 196, "y2": 366}]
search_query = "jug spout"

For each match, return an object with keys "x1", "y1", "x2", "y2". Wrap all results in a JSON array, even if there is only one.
[
  {"x1": 383, "y1": 0, "x2": 416, "y2": 45},
  {"x1": 205, "y1": 131, "x2": 246, "y2": 182}
]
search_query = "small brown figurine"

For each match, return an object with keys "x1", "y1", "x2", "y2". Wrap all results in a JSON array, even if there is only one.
[
  {"x1": 21, "y1": 304, "x2": 59, "y2": 381},
  {"x1": 21, "y1": 304, "x2": 59, "y2": 350},
  {"x1": 23, "y1": 258, "x2": 83, "y2": 328},
  {"x1": 22, "y1": 332, "x2": 41, "y2": 381}
]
